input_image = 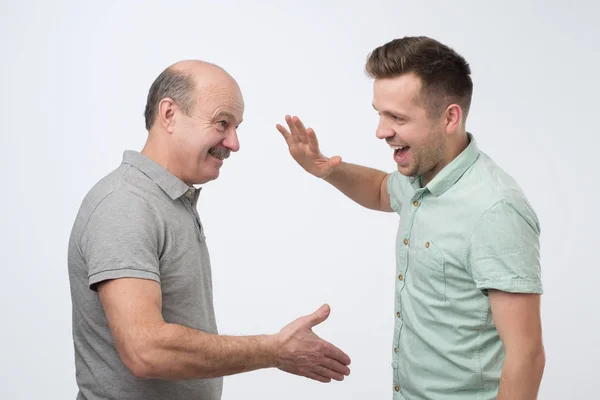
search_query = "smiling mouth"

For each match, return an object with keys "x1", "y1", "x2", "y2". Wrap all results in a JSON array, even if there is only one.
[{"x1": 390, "y1": 144, "x2": 410, "y2": 156}]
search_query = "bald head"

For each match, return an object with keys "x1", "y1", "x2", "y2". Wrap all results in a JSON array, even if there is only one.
[
  {"x1": 143, "y1": 60, "x2": 240, "y2": 131},
  {"x1": 140, "y1": 60, "x2": 244, "y2": 185}
]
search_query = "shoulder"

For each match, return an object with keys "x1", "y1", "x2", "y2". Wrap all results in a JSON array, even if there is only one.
[
  {"x1": 467, "y1": 151, "x2": 539, "y2": 232},
  {"x1": 74, "y1": 165, "x2": 163, "y2": 245}
]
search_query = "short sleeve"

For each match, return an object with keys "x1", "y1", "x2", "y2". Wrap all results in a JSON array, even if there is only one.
[
  {"x1": 80, "y1": 190, "x2": 161, "y2": 291},
  {"x1": 386, "y1": 171, "x2": 404, "y2": 214},
  {"x1": 467, "y1": 200, "x2": 543, "y2": 295}
]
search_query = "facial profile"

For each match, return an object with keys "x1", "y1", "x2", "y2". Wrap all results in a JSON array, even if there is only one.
[
  {"x1": 373, "y1": 73, "x2": 446, "y2": 181},
  {"x1": 145, "y1": 61, "x2": 245, "y2": 186},
  {"x1": 365, "y1": 36, "x2": 472, "y2": 185}
]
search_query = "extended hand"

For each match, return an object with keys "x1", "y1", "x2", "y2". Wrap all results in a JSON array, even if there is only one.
[
  {"x1": 275, "y1": 304, "x2": 351, "y2": 383},
  {"x1": 276, "y1": 115, "x2": 342, "y2": 178}
]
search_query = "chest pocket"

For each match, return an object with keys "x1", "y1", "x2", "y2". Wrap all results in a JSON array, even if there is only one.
[{"x1": 409, "y1": 240, "x2": 446, "y2": 302}]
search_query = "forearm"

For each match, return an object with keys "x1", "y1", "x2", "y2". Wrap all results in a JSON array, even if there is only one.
[
  {"x1": 323, "y1": 162, "x2": 388, "y2": 211},
  {"x1": 497, "y1": 348, "x2": 546, "y2": 399},
  {"x1": 133, "y1": 322, "x2": 278, "y2": 380}
]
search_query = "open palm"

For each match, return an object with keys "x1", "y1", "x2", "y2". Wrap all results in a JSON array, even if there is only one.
[{"x1": 276, "y1": 115, "x2": 341, "y2": 178}]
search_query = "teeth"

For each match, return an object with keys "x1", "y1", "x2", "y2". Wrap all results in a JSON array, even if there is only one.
[{"x1": 390, "y1": 145, "x2": 405, "y2": 150}]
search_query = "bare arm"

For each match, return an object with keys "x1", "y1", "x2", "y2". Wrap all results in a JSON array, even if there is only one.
[
  {"x1": 277, "y1": 115, "x2": 393, "y2": 212},
  {"x1": 489, "y1": 290, "x2": 546, "y2": 399},
  {"x1": 98, "y1": 278, "x2": 351, "y2": 382},
  {"x1": 324, "y1": 162, "x2": 392, "y2": 212}
]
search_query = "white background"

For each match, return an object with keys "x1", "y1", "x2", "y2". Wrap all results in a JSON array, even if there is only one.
[{"x1": 2, "y1": 0, "x2": 598, "y2": 398}]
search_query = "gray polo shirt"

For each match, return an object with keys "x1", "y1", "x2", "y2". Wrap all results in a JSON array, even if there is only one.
[{"x1": 68, "y1": 150, "x2": 222, "y2": 400}]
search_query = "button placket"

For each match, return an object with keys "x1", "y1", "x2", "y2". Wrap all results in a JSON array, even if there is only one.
[
  {"x1": 392, "y1": 193, "x2": 423, "y2": 396},
  {"x1": 181, "y1": 190, "x2": 204, "y2": 242}
]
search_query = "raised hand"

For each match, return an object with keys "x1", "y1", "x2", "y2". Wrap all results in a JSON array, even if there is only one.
[
  {"x1": 276, "y1": 115, "x2": 342, "y2": 178},
  {"x1": 274, "y1": 304, "x2": 351, "y2": 383}
]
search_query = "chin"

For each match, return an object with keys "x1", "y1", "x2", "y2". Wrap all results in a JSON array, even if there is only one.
[
  {"x1": 203, "y1": 170, "x2": 221, "y2": 183},
  {"x1": 190, "y1": 163, "x2": 222, "y2": 185},
  {"x1": 397, "y1": 165, "x2": 417, "y2": 177}
]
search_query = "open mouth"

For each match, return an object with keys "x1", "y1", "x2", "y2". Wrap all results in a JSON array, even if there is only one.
[{"x1": 390, "y1": 145, "x2": 410, "y2": 157}]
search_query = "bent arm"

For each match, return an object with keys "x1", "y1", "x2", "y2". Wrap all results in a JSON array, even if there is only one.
[
  {"x1": 98, "y1": 278, "x2": 277, "y2": 380},
  {"x1": 323, "y1": 162, "x2": 393, "y2": 212}
]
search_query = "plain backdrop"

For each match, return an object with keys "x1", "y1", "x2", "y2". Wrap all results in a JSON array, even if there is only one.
[{"x1": 1, "y1": 0, "x2": 598, "y2": 398}]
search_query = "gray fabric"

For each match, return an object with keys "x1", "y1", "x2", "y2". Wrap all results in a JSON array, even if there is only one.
[{"x1": 68, "y1": 150, "x2": 222, "y2": 400}]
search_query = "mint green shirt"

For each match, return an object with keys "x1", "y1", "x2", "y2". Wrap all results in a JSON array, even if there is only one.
[{"x1": 386, "y1": 134, "x2": 543, "y2": 399}]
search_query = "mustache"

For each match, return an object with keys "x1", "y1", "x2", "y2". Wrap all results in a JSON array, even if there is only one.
[{"x1": 208, "y1": 146, "x2": 230, "y2": 160}]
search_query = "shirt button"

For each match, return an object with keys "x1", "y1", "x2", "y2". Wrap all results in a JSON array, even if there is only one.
[
  {"x1": 403, "y1": 238, "x2": 408, "y2": 245},
  {"x1": 185, "y1": 190, "x2": 192, "y2": 197},
  {"x1": 395, "y1": 385, "x2": 400, "y2": 392},
  {"x1": 394, "y1": 347, "x2": 398, "y2": 353},
  {"x1": 398, "y1": 274, "x2": 404, "y2": 281},
  {"x1": 396, "y1": 311, "x2": 401, "y2": 318},
  {"x1": 425, "y1": 242, "x2": 430, "y2": 248},
  {"x1": 413, "y1": 200, "x2": 419, "y2": 206}
]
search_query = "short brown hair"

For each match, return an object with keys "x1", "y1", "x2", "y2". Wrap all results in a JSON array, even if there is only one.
[
  {"x1": 143, "y1": 68, "x2": 196, "y2": 130},
  {"x1": 366, "y1": 36, "x2": 473, "y2": 120}
]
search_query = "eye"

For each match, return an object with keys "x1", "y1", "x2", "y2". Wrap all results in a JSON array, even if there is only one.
[
  {"x1": 218, "y1": 120, "x2": 228, "y2": 129},
  {"x1": 392, "y1": 115, "x2": 405, "y2": 123}
]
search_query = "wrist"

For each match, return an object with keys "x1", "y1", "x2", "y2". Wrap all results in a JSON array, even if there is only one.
[{"x1": 257, "y1": 334, "x2": 281, "y2": 369}]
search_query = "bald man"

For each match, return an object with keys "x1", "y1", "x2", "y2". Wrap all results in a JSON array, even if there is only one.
[{"x1": 67, "y1": 61, "x2": 351, "y2": 400}]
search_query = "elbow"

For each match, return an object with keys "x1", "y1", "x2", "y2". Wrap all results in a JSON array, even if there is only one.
[
  {"x1": 534, "y1": 345, "x2": 546, "y2": 376},
  {"x1": 119, "y1": 339, "x2": 159, "y2": 379},
  {"x1": 127, "y1": 358, "x2": 154, "y2": 380},
  {"x1": 506, "y1": 343, "x2": 546, "y2": 376},
  {"x1": 527, "y1": 343, "x2": 546, "y2": 375}
]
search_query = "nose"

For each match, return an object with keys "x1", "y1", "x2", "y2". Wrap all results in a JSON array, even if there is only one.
[
  {"x1": 375, "y1": 118, "x2": 395, "y2": 140},
  {"x1": 223, "y1": 129, "x2": 240, "y2": 152}
]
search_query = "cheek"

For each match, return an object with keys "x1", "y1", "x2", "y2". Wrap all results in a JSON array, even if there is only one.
[
  {"x1": 396, "y1": 123, "x2": 423, "y2": 145},
  {"x1": 177, "y1": 130, "x2": 213, "y2": 154}
]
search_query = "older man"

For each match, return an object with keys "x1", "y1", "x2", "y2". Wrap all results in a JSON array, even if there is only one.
[
  {"x1": 277, "y1": 36, "x2": 545, "y2": 399},
  {"x1": 67, "y1": 60, "x2": 351, "y2": 400}
]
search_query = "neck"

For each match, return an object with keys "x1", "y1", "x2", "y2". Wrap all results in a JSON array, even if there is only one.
[
  {"x1": 421, "y1": 131, "x2": 469, "y2": 186},
  {"x1": 141, "y1": 132, "x2": 187, "y2": 184}
]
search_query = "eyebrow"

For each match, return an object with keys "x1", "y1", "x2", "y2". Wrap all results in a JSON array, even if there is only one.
[
  {"x1": 372, "y1": 104, "x2": 408, "y2": 119},
  {"x1": 215, "y1": 112, "x2": 243, "y2": 126}
]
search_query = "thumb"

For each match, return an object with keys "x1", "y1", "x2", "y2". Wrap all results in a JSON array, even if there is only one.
[
  {"x1": 328, "y1": 156, "x2": 342, "y2": 168},
  {"x1": 305, "y1": 304, "x2": 331, "y2": 328}
]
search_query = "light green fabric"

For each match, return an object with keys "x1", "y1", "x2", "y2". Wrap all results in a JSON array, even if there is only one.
[{"x1": 386, "y1": 134, "x2": 542, "y2": 399}]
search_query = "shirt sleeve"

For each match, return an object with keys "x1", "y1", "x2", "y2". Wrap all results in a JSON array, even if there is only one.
[
  {"x1": 466, "y1": 200, "x2": 543, "y2": 295},
  {"x1": 79, "y1": 190, "x2": 162, "y2": 291},
  {"x1": 386, "y1": 170, "x2": 405, "y2": 214}
]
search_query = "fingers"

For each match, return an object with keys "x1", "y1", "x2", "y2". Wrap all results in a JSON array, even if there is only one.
[
  {"x1": 305, "y1": 304, "x2": 330, "y2": 328},
  {"x1": 293, "y1": 116, "x2": 309, "y2": 145},
  {"x1": 278, "y1": 115, "x2": 325, "y2": 156},
  {"x1": 313, "y1": 364, "x2": 345, "y2": 382},
  {"x1": 328, "y1": 155, "x2": 342, "y2": 168},
  {"x1": 305, "y1": 371, "x2": 331, "y2": 383},
  {"x1": 306, "y1": 128, "x2": 320, "y2": 152},
  {"x1": 324, "y1": 341, "x2": 352, "y2": 366},
  {"x1": 284, "y1": 115, "x2": 300, "y2": 145},
  {"x1": 321, "y1": 356, "x2": 351, "y2": 376},
  {"x1": 308, "y1": 357, "x2": 351, "y2": 382},
  {"x1": 281, "y1": 115, "x2": 310, "y2": 145},
  {"x1": 276, "y1": 123, "x2": 291, "y2": 143}
]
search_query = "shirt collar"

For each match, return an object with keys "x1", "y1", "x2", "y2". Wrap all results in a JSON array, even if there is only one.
[
  {"x1": 122, "y1": 150, "x2": 195, "y2": 200},
  {"x1": 410, "y1": 132, "x2": 480, "y2": 197}
]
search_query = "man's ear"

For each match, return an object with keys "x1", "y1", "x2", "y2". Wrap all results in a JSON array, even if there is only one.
[
  {"x1": 158, "y1": 98, "x2": 177, "y2": 133},
  {"x1": 444, "y1": 103, "x2": 462, "y2": 135}
]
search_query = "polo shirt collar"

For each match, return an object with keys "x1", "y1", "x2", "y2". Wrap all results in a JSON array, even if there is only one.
[
  {"x1": 122, "y1": 150, "x2": 193, "y2": 200},
  {"x1": 410, "y1": 132, "x2": 480, "y2": 197}
]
